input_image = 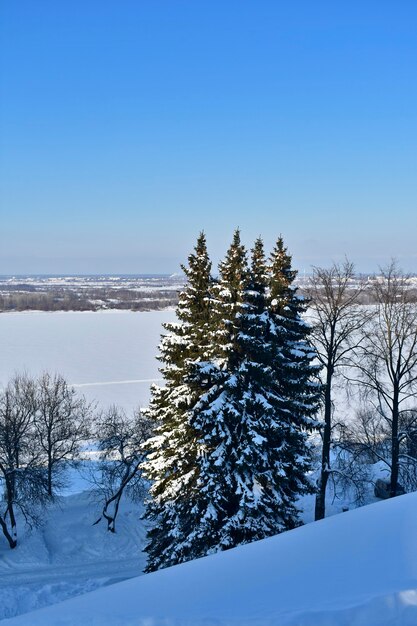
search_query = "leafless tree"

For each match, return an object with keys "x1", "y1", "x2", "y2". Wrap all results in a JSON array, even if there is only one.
[
  {"x1": 335, "y1": 405, "x2": 417, "y2": 495},
  {"x1": 327, "y1": 439, "x2": 371, "y2": 508},
  {"x1": 0, "y1": 374, "x2": 48, "y2": 549},
  {"x1": 34, "y1": 373, "x2": 93, "y2": 497},
  {"x1": 352, "y1": 261, "x2": 417, "y2": 497},
  {"x1": 343, "y1": 407, "x2": 391, "y2": 463},
  {"x1": 306, "y1": 260, "x2": 369, "y2": 520},
  {"x1": 92, "y1": 406, "x2": 153, "y2": 532}
]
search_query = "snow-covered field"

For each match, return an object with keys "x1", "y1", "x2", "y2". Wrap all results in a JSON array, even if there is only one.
[
  {"x1": 0, "y1": 310, "x2": 176, "y2": 411},
  {"x1": 4, "y1": 492, "x2": 417, "y2": 626}
]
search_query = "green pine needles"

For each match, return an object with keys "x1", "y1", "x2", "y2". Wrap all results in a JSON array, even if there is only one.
[{"x1": 142, "y1": 230, "x2": 321, "y2": 572}]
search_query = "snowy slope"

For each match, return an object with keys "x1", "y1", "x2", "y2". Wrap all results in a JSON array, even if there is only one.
[
  {"x1": 4, "y1": 493, "x2": 417, "y2": 626},
  {"x1": 0, "y1": 482, "x2": 147, "y2": 621}
]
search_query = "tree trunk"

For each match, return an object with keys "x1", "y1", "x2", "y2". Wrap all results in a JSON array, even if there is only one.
[
  {"x1": 315, "y1": 367, "x2": 332, "y2": 520},
  {"x1": 102, "y1": 488, "x2": 125, "y2": 532},
  {"x1": 100, "y1": 465, "x2": 137, "y2": 532},
  {"x1": 390, "y1": 387, "x2": 400, "y2": 498},
  {"x1": 47, "y1": 431, "x2": 53, "y2": 497},
  {"x1": 47, "y1": 460, "x2": 53, "y2": 497},
  {"x1": 0, "y1": 515, "x2": 17, "y2": 549},
  {"x1": 2, "y1": 492, "x2": 17, "y2": 549}
]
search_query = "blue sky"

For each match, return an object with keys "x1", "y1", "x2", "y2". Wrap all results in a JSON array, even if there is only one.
[{"x1": 1, "y1": 1, "x2": 416, "y2": 274}]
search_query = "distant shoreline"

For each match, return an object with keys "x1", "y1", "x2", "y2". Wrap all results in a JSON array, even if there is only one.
[{"x1": 0, "y1": 275, "x2": 184, "y2": 313}]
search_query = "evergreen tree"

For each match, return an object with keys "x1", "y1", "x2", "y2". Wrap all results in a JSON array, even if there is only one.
[
  {"x1": 189, "y1": 234, "x2": 320, "y2": 554},
  {"x1": 142, "y1": 232, "x2": 214, "y2": 572},
  {"x1": 267, "y1": 236, "x2": 322, "y2": 525},
  {"x1": 185, "y1": 228, "x2": 252, "y2": 553},
  {"x1": 143, "y1": 231, "x2": 321, "y2": 571}
]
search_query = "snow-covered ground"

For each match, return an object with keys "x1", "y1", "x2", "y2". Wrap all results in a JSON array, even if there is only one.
[
  {"x1": 4, "y1": 492, "x2": 417, "y2": 626},
  {"x1": 0, "y1": 310, "x2": 176, "y2": 411},
  {"x1": 0, "y1": 468, "x2": 147, "y2": 621},
  {"x1": 0, "y1": 309, "x2": 399, "y2": 623},
  {"x1": 0, "y1": 310, "x2": 174, "y2": 619},
  {"x1": 0, "y1": 453, "x2": 387, "y2": 622}
]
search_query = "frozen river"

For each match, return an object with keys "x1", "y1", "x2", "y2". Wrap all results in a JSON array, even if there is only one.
[{"x1": 0, "y1": 309, "x2": 176, "y2": 412}]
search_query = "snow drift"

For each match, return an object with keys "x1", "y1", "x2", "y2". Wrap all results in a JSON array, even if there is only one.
[{"x1": 4, "y1": 492, "x2": 417, "y2": 625}]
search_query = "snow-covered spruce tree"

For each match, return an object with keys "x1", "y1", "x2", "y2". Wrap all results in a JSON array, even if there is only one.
[
  {"x1": 187, "y1": 233, "x2": 321, "y2": 555},
  {"x1": 267, "y1": 236, "x2": 322, "y2": 525},
  {"x1": 142, "y1": 232, "x2": 215, "y2": 572},
  {"x1": 179, "y1": 229, "x2": 253, "y2": 555},
  {"x1": 144, "y1": 231, "x2": 320, "y2": 571}
]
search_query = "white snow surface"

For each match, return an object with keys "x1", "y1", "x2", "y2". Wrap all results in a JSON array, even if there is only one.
[
  {"x1": 0, "y1": 310, "x2": 176, "y2": 411},
  {"x1": 0, "y1": 468, "x2": 147, "y2": 621},
  {"x1": 4, "y1": 492, "x2": 417, "y2": 626},
  {"x1": 0, "y1": 309, "x2": 412, "y2": 624}
]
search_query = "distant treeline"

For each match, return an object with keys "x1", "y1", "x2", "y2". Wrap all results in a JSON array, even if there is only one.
[
  {"x1": 2, "y1": 284, "x2": 417, "y2": 312},
  {"x1": 0, "y1": 289, "x2": 179, "y2": 312}
]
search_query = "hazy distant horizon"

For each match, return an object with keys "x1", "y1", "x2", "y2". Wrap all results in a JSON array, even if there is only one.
[
  {"x1": 2, "y1": 258, "x2": 417, "y2": 279},
  {"x1": 2, "y1": 247, "x2": 417, "y2": 276}
]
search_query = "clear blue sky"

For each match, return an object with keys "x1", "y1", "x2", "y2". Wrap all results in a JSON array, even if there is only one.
[{"x1": 1, "y1": 1, "x2": 416, "y2": 274}]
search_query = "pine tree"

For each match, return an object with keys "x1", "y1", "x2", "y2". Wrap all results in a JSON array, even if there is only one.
[
  {"x1": 190, "y1": 234, "x2": 320, "y2": 554},
  {"x1": 142, "y1": 232, "x2": 214, "y2": 572},
  {"x1": 267, "y1": 236, "x2": 322, "y2": 526},
  {"x1": 143, "y1": 231, "x2": 321, "y2": 571},
  {"x1": 210, "y1": 235, "x2": 297, "y2": 546},
  {"x1": 185, "y1": 228, "x2": 252, "y2": 553},
  {"x1": 229, "y1": 237, "x2": 292, "y2": 539}
]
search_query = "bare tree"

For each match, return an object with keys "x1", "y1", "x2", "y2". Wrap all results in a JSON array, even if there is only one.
[
  {"x1": 401, "y1": 409, "x2": 417, "y2": 462},
  {"x1": 92, "y1": 406, "x2": 153, "y2": 532},
  {"x1": 306, "y1": 260, "x2": 369, "y2": 520},
  {"x1": 343, "y1": 407, "x2": 391, "y2": 464},
  {"x1": 327, "y1": 436, "x2": 371, "y2": 508},
  {"x1": 0, "y1": 375, "x2": 48, "y2": 549},
  {"x1": 34, "y1": 373, "x2": 93, "y2": 497},
  {"x1": 352, "y1": 261, "x2": 417, "y2": 497},
  {"x1": 335, "y1": 405, "x2": 417, "y2": 496}
]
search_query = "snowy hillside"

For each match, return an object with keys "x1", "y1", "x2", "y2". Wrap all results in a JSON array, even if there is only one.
[
  {"x1": 4, "y1": 493, "x2": 417, "y2": 625},
  {"x1": 0, "y1": 475, "x2": 147, "y2": 621}
]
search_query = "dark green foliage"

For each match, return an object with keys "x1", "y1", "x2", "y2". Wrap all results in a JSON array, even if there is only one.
[
  {"x1": 142, "y1": 232, "x2": 215, "y2": 571},
  {"x1": 143, "y1": 231, "x2": 321, "y2": 572}
]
